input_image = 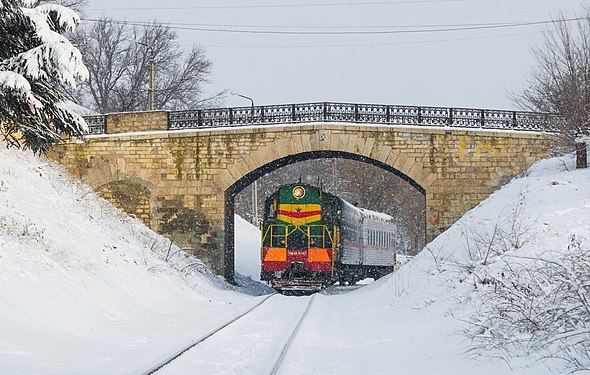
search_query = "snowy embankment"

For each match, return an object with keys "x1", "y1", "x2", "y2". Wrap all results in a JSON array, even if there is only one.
[
  {"x1": 0, "y1": 146, "x2": 260, "y2": 374},
  {"x1": 293, "y1": 153, "x2": 589, "y2": 374},
  {"x1": 0, "y1": 144, "x2": 588, "y2": 374}
]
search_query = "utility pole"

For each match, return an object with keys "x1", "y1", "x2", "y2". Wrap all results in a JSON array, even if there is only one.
[
  {"x1": 252, "y1": 180, "x2": 259, "y2": 226},
  {"x1": 148, "y1": 55, "x2": 155, "y2": 111},
  {"x1": 129, "y1": 39, "x2": 155, "y2": 111},
  {"x1": 332, "y1": 159, "x2": 337, "y2": 193},
  {"x1": 230, "y1": 90, "x2": 258, "y2": 224}
]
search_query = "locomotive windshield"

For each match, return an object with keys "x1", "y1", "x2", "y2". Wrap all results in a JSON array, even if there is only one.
[{"x1": 286, "y1": 229, "x2": 307, "y2": 249}]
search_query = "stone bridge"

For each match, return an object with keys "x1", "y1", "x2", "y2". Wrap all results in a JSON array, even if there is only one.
[{"x1": 49, "y1": 102, "x2": 559, "y2": 282}]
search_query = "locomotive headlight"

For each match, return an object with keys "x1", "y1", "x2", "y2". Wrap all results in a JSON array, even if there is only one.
[{"x1": 293, "y1": 186, "x2": 305, "y2": 199}]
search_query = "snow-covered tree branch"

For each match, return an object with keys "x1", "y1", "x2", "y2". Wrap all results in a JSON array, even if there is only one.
[{"x1": 0, "y1": 0, "x2": 88, "y2": 153}]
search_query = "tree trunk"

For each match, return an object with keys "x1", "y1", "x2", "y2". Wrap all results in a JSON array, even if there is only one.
[{"x1": 576, "y1": 142, "x2": 588, "y2": 169}]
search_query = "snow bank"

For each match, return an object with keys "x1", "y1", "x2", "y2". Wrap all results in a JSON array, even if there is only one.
[
  {"x1": 0, "y1": 146, "x2": 257, "y2": 374},
  {"x1": 305, "y1": 153, "x2": 589, "y2": 374}
]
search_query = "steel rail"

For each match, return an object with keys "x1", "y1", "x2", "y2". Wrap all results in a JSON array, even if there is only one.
[
  {"x1": 141, "y1": 292, "x2": 278, "y2": 374},
  {"x1": 268, "y1": 294, "x2": 317, "y2": 375}
]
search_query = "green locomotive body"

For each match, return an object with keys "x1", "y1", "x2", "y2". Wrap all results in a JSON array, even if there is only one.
[{"x1": 260, "y1": 183, "x2": 397, "y2": 293}]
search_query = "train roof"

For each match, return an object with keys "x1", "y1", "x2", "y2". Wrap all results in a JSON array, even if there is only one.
[{"x1": 340, "y1": 198, "x2": 395, "y2": 223}]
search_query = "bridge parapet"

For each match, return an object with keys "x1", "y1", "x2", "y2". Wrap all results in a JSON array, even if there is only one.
[{"x1": 84, "y1": 102, "x2": 565, "y2": 135}]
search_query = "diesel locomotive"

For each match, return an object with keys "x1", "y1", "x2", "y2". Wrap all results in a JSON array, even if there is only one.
[{"x1": 260, "y1": 183, "x2": 398, "y2": 293}]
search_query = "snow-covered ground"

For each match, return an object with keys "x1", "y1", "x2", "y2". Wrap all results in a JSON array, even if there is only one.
[{"x1": 0, "y1": 145, "x2": 588, "y2": 374}]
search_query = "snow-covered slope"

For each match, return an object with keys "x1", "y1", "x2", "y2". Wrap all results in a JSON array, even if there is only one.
[
  {"x1": 0, "y1": 146, "x2": 259, "y2": 374},
  {"x1": 0, "y1": 144, "x2": 588, "y2": 374},
  {"x1": 297, "y1": 154, "x2": 589, "y2": 374}
]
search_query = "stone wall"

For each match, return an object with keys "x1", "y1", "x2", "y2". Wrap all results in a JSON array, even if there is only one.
[{"x1": 106, "y1": 111, "x2": 168, "y2": 134}]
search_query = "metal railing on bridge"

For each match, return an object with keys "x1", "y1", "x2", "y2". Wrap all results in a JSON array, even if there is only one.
[{"x1": 84, "y1": 102, "x2": 565, "y2": 135}]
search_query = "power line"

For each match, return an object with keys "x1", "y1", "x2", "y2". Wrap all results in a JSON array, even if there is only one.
[
  {"x1": 89, "y1": 19, "x2": 568, "y2": 31},
  {"x1": 87, "y1": 0, "x2": 471, "y2": 11},
  {"x1": 199, "y1": 30, "x2": 544, "y2": 49},
  {"x1": 82, "y1": 16, "x2": 585, "y2": 36}
]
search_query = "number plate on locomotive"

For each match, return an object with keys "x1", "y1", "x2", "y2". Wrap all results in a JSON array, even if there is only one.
[{"x1": 287, "y1": 250, "x2": 307, "y2": 257}]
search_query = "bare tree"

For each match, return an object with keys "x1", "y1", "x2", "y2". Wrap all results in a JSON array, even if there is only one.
[
  {"x1": 514, "y1": 13, "x2": 590, "y2": 169},
  {"x1": 70, "y1": 18, "x2": 224, "y2": 113}
]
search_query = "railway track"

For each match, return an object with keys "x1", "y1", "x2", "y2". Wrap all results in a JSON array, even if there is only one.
[
  {"x1": 142, "y1": 292, "x2": 277, "y2": 374},
  {"x1": 267, "y1": 294, "x2": 316, "y2": 375},
  {"x1": 142, "y1": 293, "x2": 316, "y2": 374}
]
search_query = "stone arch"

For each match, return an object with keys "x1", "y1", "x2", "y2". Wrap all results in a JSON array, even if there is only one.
[
  {"x1": 222, "y1": 150, "x2": 427, "y2": 282},
  {"x1": 213, "y1": 133, "x2": 438, "y2": 194}
]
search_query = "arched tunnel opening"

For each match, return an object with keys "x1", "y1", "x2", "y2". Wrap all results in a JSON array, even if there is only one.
[{"x1": 224, "y1": 151, "x2": 426, "y2": 284}]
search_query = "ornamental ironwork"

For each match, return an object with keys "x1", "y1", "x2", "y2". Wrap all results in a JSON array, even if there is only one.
[
  {"x1": 84, "y1": 102, "x2": 565, "y2": 135},
  {"x1": 84, "y1": 115, "x2": 107, "y2": 135}
]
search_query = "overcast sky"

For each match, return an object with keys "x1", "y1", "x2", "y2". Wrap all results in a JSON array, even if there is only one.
[{"x1": 83, "y1": 0, "x2": 584, "y2": 110}]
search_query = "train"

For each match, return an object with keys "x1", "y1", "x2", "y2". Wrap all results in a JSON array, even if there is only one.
[{"x1": 260, "y1": 182, "x2": 398, "y2": 293}]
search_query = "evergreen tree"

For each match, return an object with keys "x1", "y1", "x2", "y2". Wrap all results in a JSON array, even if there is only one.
[{"x1": 0, "y1": 0, "x2": 88, "y2": 154}]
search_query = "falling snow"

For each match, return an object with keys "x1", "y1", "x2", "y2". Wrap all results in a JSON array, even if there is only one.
[{"x1": 0, "y1": 143, "x2": 588, "y2": 373}]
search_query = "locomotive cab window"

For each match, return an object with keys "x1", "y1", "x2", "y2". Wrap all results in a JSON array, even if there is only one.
[
  {"x1": 287, "y1": 230, "x2": 308, "y2": 249},
  {"x1": 321, "y1": 205, "x2": 331, "y2": 222}
]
